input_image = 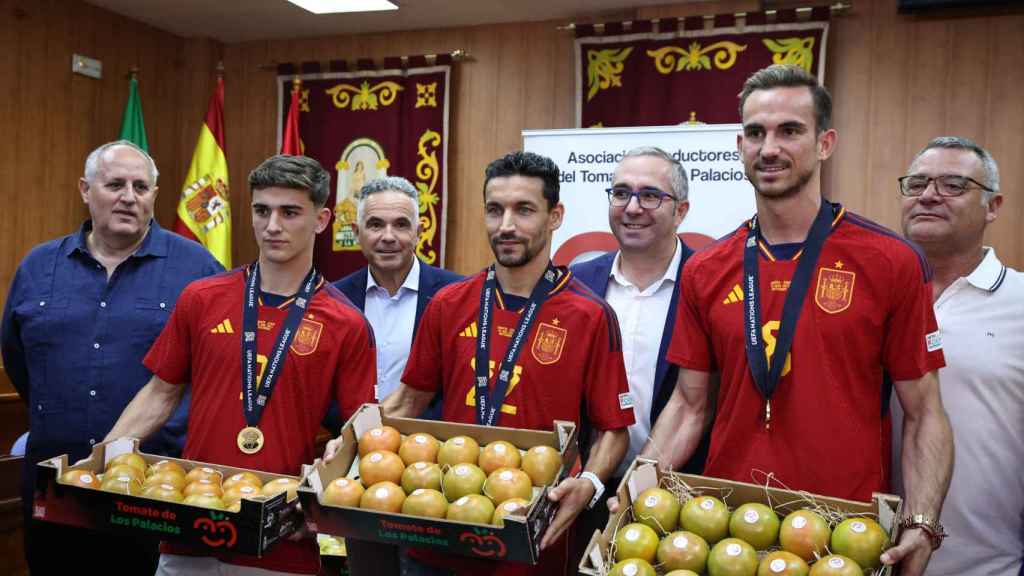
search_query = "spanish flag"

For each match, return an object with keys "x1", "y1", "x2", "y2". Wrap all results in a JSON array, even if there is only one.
[
  {"x1": 174, "y1": 76, "x2": 231, "y2": 268},
  {"x1": 280, "y1": 77, "x2": 303, "y2": 155}
]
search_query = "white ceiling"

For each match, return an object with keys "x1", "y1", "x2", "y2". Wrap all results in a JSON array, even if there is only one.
[{"x1": 86, "y1": 0, "x2": 692, "y2": 44}]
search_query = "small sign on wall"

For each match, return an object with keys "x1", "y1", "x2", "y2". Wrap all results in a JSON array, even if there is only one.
[{"x1": 72, "y1": 54, "x2": 102, "y2": 79}]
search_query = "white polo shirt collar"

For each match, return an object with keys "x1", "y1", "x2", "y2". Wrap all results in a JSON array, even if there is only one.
[{"x1": 964, "y1": 247, "x2": 1007, "y2": 293}]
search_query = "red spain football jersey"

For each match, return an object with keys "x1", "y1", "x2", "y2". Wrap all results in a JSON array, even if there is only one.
[
  {"x1": 403, "y1": 268, "x2": 634, "y2": 433},
  {"x1": 402, "y1": 268, "x2": 634, "y2": 576},
  {"x1": 143, "y1": 267, "x2": 375, "y2": 573},
  {"x1": 667, "y1": 208, "x2": 945, "y2": 502}
]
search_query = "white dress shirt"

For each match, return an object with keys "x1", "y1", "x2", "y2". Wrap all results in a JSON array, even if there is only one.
[
  {"x1": 364, "y1": 258, "x2": 420, "y2": 402},
  {"x1": 605, "y1": 240, "x2": 684, "y2": 478},
  {"x1": 891, "y1": 248, "x2": 1024, "y2": 576}
]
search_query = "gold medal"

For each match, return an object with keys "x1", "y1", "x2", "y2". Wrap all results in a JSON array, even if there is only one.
[{"x1": 237, "y1": 426, "x2": 265, "y2": 455}]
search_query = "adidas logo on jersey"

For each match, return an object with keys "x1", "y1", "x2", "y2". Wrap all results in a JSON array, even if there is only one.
[
  {"x1": 211, "y1": 319, "x2": 235, "y2": 334},
  {"x1": 722, "y1": 284, "x2": 744, "y2": 305},
  {"x1": 459, "y1": 322, "x2": 478, "y2": 338}
]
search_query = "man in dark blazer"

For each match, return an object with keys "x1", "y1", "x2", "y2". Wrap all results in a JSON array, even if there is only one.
[
  {"x1": 326, "y1": 176, "x2": 461, "y2": 576},
  {"x1": 325, "y1": 176, "x2": 461, "y2": 429},
  {"x1": 569, "y1": 146, "x2": 709, "y2": 561}
]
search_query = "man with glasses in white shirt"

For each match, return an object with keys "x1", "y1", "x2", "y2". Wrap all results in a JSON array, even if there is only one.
[
  {"x1": 893, "y1": 136, "x2": 1023, "y2": 576},
  {"x1": 570, "y1": 146, "x2": 708, "y2": 561}
]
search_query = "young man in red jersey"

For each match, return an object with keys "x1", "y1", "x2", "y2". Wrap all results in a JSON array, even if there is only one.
[
  {"x1": 107, "y1": 155, "x2": 376, "y2": 575},
  {"x1": 634, "y1": 65, "x2": 953, "y2": 575},
  {"x1": 327, "y1": 151, "x2": 633, "y2": 575}
]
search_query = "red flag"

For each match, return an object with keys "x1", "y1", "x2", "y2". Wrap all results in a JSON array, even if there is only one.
[{"x1": 281, "y1": 78, "x2": 302, "y2": 155}]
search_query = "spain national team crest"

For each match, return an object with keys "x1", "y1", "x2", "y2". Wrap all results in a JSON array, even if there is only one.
[
  {"x1": 291, "y1": 318, "x2": 324, "y2": 356},
  {"x1": 531, "y1": 322, "x2": 567, "y2": 365},
  {"x1": 815, "y1": 266, "x2": 856, "y2": 314}
]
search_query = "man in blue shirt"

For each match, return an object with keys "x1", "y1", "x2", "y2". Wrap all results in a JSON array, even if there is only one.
[
  {"x1": 1, "y1": 140, "x2": 222, "y2": 574},
  {"x1": 330, "y1": 176, "x2": 461, "y2": 576}
]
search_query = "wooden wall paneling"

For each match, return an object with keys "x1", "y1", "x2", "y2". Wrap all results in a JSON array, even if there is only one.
[
  {"x1": 824, "y1": 3, "x2": 874, "y2": 208},
  {"x1": 65, "y1": 2, "x2": 100, "y2": 231},
  {"x1": 308, "y1": 33, "x2": 340, "y2": 60},
  {"x1": 522, "y1": 22, "x2": 560, "y2": 134},
  {"x1": 984, "y1": 15, "x2": 1024, "y2": 268},
  {"x1": 44, "y1": 4, "x2": 76, "y2": 245},
  {"x1": 167, "y1": 40, "x2": 191, "y2": 231},
  {"x1": 222, "y1": 42, "x2": 246, "y2": 268},
  {"x1": 79, "y1": 2, "x2": 109, "y2": 173},
  {"x1": 862, "y1": 7, "x2": 910, "y2": 232},
  {"x1": 493, "y1": 24, "x2": 530, "y2": 158},
  {"x1": 638, "y1": 0, "x2": 758, "y2": 19},
  {"x1": 0, "y1": 1, "x2": 20, "y2": 294},
  {"x1": 452, "y1": 24, "x2": 505, "y2": 273},
  {"x1": 943, "y1": 16, "x2": 991, "y2": 142},
  {"x1": 144, "y1": 35, "x2": 177, "y2": 228},
  {"x1": 96, "y1": 6, "x2": 134, "y2": 167},
  {"x1": 235, "y1": 41, "x2": 275, "y2": 267},
  {"x1": 138, "y1": 24, "x2": 169, "y2": 225},
  {"x1": 13, "y1": 1, "x2": 53, "y2": 288},
  {"x1": 221, "y1": 42, "x2": 248, "y2": 267},
  {"x1": 903, "y1": 17, "x2": 952, "y2": 169},
  {"x1": 87, "y1": 1, "x2": 119, "y2": 180},
  {"x1": 244, "y1": 49, "x2": 279, "y2": 267},
  {"x1": 551, "y1": 28, "x2": 575, "y2": 129}
]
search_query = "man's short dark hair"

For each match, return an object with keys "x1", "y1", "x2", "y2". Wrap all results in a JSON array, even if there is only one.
[
  {"x1": 738, "y1": 64, "x2": 833, "y2": 133},
  {"x1": 248, "y1": 155, "x2": 331, "y2": 208},
  {"x1": 483, "y1": 151, "x2": 560, "y2": 209}
]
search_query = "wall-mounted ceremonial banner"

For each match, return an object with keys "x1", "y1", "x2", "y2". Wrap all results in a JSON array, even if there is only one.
[
  {"x1": 277, "y1": 58, "x2": 450, "y2": 281},
  {"x1": 523, "y1": 124, "x2": 754, "y2": 266},
  {"x1": 576, "y1": 8, "x2": 829, "y2": 127}
]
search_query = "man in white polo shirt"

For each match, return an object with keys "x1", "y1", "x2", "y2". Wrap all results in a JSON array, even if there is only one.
[{"x1": 894, "y1": 136, "x2": 1023, "y2": 575}]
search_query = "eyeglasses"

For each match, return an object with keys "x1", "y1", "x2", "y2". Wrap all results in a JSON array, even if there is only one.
[
  {"x1": 897, "y1": 174, "x2": 993, "y2": 197},
  {"x1": 605, "y1": 187, "x2": 677, "y2": 209}
]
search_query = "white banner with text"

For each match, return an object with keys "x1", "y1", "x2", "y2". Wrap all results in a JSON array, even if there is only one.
[{"x1": 523, "y1": 124, "x2": 755, "y2": 265}]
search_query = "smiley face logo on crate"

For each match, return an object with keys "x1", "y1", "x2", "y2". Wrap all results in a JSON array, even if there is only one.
[
  {"x1": 194, "y1": 511, "x2": 238, "y2": 548},
  {"x1": 459, "y1": 528, "x2": 507, "y2": 558}
]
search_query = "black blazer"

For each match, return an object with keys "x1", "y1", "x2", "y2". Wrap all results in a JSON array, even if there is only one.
[
  {"x1": 570, "y1": 243, "x2": 708, "y2": 474},
  {"x1": 322, "y1": 261, "x2": 463, "y2": 431}
]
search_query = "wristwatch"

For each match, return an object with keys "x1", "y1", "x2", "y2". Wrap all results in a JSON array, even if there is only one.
[
  {"x1": 900, "y1": 514, "x2": 947, "y2": 550},
  {"x1": 576, "y1": 471, "x2": 605, "y2": 510}
]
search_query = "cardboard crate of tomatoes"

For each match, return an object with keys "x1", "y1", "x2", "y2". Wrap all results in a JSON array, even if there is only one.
[
  {"x1": 580, "y1": 458, "x2": 903, "y2": 576},
  {"x1": 33, "y1": 437, "x2": 302, "y2": 556},
  {"x1": 298, "y1": 403, "x2": 578, "y2": 564}
]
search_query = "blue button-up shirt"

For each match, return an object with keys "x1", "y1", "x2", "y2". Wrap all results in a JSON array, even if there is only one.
[{"x1": 1, "y1": 220, "x2": 222, "y2": 470}]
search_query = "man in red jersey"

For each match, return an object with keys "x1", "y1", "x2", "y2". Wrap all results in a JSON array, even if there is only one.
[
  {"x1": 327, "y1": 151, "x2": 633, "y2": 575},
  {"x1": 634, "y1": 65, "x2": 953, "y2": 575},
  {"x1": 107, "y1": 155, "x2": 376, "y2": 575}
]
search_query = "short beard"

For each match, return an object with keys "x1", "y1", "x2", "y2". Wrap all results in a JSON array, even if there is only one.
[
  {"x1": 490, "y1": 236, "x2": 542, "y2": 268},
  {"x1": 750, "y1": 166, "x2": 814, "y2": 200}
]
